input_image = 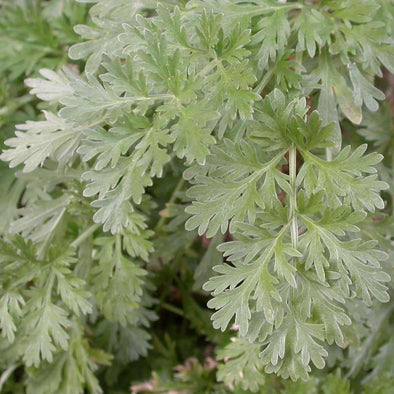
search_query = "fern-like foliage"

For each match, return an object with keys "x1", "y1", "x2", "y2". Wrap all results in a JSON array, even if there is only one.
[
  {"x1": 0, "y1": 0, "x2": 393, "y2": 392},
  {"x1": 195, "y1": 91, "x2": 389, "y2": 381}
]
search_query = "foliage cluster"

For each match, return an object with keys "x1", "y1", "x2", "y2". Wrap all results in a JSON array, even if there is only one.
[{"x1": 0, "y1": 0, "x2": 393, "y2": 393}]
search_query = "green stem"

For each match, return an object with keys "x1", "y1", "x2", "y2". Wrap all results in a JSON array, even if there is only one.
[
  {"x1": 326, "y1": 147, "x2": 332, "y2": 162},
  {"x1": 0, "y1": 364, "x2": 18, "y2": 391},
  {"x1": 197, "y1": 58, "x2": 219, "y2": 78},
  {"x1": 44, "y1": 271, "x2": 55, "y2": 304},
  {"x1": 254, "y1": 66, "x2": 275, "y2": 94},
  {"x1": 155, "y1": 177, "x2": 185, "y2": 231},
  {"x1": 37, "y1": 206, "x2": 67, "y2": 260},
  {"x1": 70, "y1": 223, "x2": 101, "y2": 249},
  {"x1": 289, "y1": 145, "x2": 298, "y2": 249},
  {"x1": 161, "y1": 302, "x2": 184, "y2": 317}
]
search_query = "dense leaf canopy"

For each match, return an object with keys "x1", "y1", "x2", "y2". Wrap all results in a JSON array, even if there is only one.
[{"x1": 0, "y1": 0, "x2": 393, "y2": 393}]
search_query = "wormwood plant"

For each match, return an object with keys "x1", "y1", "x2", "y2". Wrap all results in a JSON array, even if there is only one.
[
  {"x1": 0, "y1": 0, "x2": 88, "y2": 232},
  {"x1": 0, "y1": 0, "x2": 393, "y2": 393}
]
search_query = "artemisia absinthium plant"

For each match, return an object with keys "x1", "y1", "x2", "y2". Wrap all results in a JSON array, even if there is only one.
[
  {"x1": 0, "y1": 0, "x2": 88, "y2": 233},
  {"x1": 0, "y1": 0, "x2": 393, "y2": 392}
]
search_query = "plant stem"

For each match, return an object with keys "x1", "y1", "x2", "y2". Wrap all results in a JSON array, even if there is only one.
[
  {"x1": 0, "y1": 364, "x2": 18, "y2": 391},
  {"x1": 254, "y1": 66, "x2": 275, "y2": 94},
  {"x1": 289, "y1": 145, "x2": 298, "y2": 249},
  {"x1": 197, "y1": 58, "x2": 219, "y2": 78},
  {"x1": 161, "y1": 302, "x2": 184, "y2": 317},
  {"x1": 37, "y1": 206, "x2": 67, "y2": 260},
  {"x1": 70, "y1": 223, "x2": 101, "y2": 248},
  {"x1": 326, "y1": 147, "x2": 332, "y2": 161},
  {"x1": 155, "y1": 177, "x2": 185, "y2": 231}
]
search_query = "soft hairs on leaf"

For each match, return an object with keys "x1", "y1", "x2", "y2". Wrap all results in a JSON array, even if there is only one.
[
  {"x1": 195, "y1": 92, "x2": 390, "y2": 380},
  {"x1": 0, "y1": 0, "x2": 392, "y2": 392}
]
